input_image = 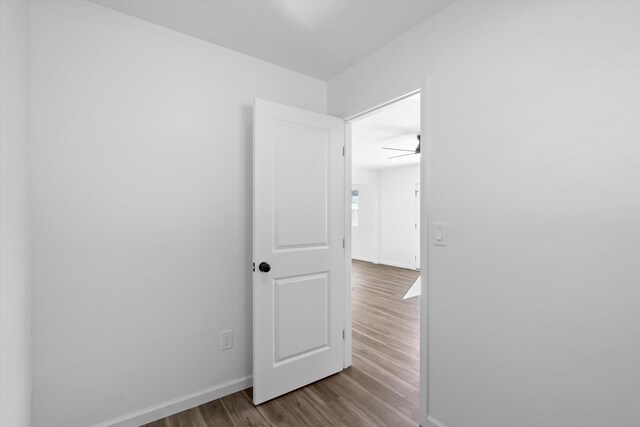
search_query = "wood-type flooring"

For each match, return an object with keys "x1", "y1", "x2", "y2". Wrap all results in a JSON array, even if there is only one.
[{"x1": 144, "y1": 260, "x2": 420, "y2": 427}]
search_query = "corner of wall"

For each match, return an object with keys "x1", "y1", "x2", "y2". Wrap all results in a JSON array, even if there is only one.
[{"x1": 0, "y1": 0, "x2": 32, "y2": 426}]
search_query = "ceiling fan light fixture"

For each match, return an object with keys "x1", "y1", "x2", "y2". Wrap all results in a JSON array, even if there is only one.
[{"x1": 385, "y1": 134, "x2": 420, "y2": 159}]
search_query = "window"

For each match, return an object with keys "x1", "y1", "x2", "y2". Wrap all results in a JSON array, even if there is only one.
[{"x1": 352, "y1": 189, "x2": 359, "y2": 227}]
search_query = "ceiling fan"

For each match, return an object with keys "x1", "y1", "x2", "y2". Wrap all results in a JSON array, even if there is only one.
[{"x1": 382, "y1": 134, "x2": 420, "y2": 159}]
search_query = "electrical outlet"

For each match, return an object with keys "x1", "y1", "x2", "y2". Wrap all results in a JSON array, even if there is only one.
[{"x1": 220, "y1": 330, "x2": 233, "y2": 350}]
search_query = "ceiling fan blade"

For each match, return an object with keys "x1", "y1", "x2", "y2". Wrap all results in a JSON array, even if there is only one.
[
  {"x1": 381, "y1": 147, "x2": 415, "y2": 152},
  {"x1": 387, "y1": 153, "x2": 416, "y2": 159}
]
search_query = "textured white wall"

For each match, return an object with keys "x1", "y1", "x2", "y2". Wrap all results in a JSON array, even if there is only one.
[
  {"x1": 330, "y1": 1, "x2": 640, "y2": 426},
  {"x1": 0, "y1": 1, "x2": 31, "y2": 426},
  {"x1": 30, "y1": 1, "x2": 326, "y2": 426}
]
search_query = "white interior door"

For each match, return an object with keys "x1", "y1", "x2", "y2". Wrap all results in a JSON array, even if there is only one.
[
  {"x1": 415, "y1": 183, "x2": 421, "y2": 270},
  {"x1": 253, "y1": 99, "x2": 345, "y2": 405}
]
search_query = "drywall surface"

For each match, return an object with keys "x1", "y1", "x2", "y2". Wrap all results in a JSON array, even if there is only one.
[
  {"x1": 330, "y1": 1, "x2": 640, "y2": 426},
  {"x1": 352, "y1": 165, "x2": 420, "y2": 269},
  {"x1": 30, "y1": 1, "x2": 326, "y2": 426},
  {"x1": 379, "y1": 165, "x2": 420, "y2": 269},
  {"x1": 351, "y1": 167, "x2": 380, "y2": 263},
  {"x1": 0, "y1": 1, "x2": 31, "y2": 426},
  {"x1": 352, "y1": 166, "x2": 380, "y2": 189}
]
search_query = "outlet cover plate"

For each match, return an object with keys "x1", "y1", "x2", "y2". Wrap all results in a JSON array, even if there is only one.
[{"x1": 220, "y1": 330, "x2": 233, "y2": 350}]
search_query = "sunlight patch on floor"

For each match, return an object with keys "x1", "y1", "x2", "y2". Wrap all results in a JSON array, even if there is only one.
[{"x1": 403, "y1": 275, "x2": 421, "y2": 299}]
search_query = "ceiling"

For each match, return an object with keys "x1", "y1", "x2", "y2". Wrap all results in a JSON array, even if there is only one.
[
  {"x1": 88, "y1": 0, "x2": 453, "y2": 81},
  {"x1": 352, "y1": 93, "x2": 421, "y2": 170}
]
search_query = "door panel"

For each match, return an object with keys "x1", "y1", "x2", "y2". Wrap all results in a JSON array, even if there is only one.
[
  {"x1": 274, "y1": 272, "x2": 329, "y2": 364},
  {"x1": 273, "y1": 121, "x2": 329, "y2": 249},
  {"x1": 253, "y1": 99, "x2": 345, "y2": 405}
]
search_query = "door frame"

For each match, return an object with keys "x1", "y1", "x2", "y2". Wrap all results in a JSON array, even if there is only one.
[
  {"x1": 342, "y1": 79, "x2": 430, "y2": 426},
  {"x1": 415, "y1": 183, "x2": 421, "y2": 270}
]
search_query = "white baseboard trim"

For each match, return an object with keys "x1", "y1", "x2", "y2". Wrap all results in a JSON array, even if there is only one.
[
  {"x1": 91, "y1": 375, "x2": 253, "y2": 427},
  {"x1": 352, "y1": 256, "x2": 418, "y2": 271},
  {"x1": 351, "y1": 255, "x2": 379, "y2": 264},
  {"x1": 427, "y1": 415, "x2": 449, "y2": 427},
  {"x1": 377, "y1": 259, "x2": 417, "y2": 271}
]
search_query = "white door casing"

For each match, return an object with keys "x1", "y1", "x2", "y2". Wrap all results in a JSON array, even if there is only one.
[
  {"x1": 415, "y1": 183, "x2": 421, "y2": 270},
  {"x1": 253, "y1": 99, "x2": 345, "y2": 405}
]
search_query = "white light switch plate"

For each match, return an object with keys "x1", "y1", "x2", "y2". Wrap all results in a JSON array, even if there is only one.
[{"x1": 434, "y1": 223, "x2": 447, "y2": 246}]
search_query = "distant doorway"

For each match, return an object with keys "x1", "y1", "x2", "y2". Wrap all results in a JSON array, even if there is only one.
[
  {"x1": 349, "y1": 92, "x2": 421, "y2": 272},
  {"x1": 346, "y1": 92, "x2": 422, "y2": 422}
]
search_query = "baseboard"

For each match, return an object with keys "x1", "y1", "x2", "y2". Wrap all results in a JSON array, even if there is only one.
[
  {"x1": 352, "y1": 256, "x2": 418, "y2": 271},
  {"x1": 427, "y1": 415, "x2": 449, "y2": 427},
  {"x1": 377, "y1": 259, "x2": 418, "y2": 271},
  {"x1": 351, "y1": 255, "x2": 379, "y2": 264},
  {"x1": 91, "y1": 375, "x2": 253, "y2": 427}
]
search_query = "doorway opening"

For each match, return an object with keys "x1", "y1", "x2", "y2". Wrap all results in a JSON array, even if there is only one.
[{"x1": 346, "y1": 92, "x2": 422, "y2": 422}]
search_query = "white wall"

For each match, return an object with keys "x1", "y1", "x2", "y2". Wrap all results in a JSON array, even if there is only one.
[
  {"x1": 352, "y1": 165, "x2": 420, "y2": 269},
  {"x1": 379, "y1": 165, "x2": 420, "y2": 269},
  {"x1": 30, "y1": 1, "x2": 326, "y2": 426},
  {"x1": 330, "y1": 1, "x2": 640, "y2": 427},
  {"x1": 0, "y1": 1, "x2": 32, "y2": 426},
  {"x1": 351, "y1": 167, "x2": 379, "y2": 263},
  {"x1": 351, "y1": 165, "x2": 420, "y2": 269}
]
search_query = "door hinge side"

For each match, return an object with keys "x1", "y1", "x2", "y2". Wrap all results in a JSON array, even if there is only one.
[
  {"x1": 342, "y1": 330, "x2": 345, "y2": 340},
  {"x1": 342, "y1": 146, "x2": 345, "y2": 156},
  {"x1": 342, "y1": 238, "x2": 345, "y2": 248}
]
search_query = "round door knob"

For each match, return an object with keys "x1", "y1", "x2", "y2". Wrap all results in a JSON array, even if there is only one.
[{"x1": 258, "y1": 262, "x2": 271, "y2": 273}]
